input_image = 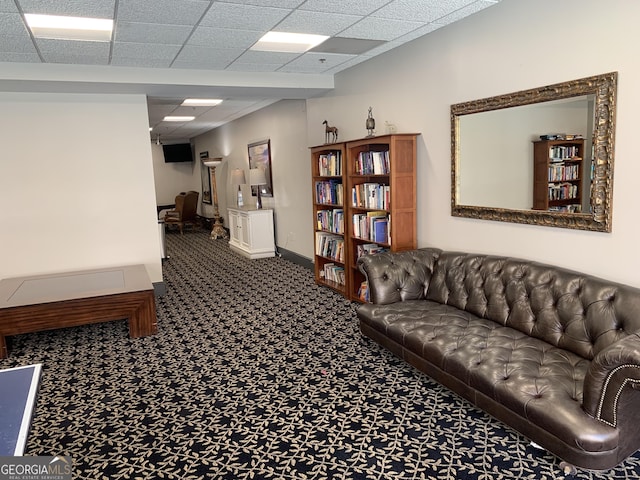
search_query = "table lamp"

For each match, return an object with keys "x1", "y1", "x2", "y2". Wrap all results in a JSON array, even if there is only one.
[{"x1": 249, "y1": 168, "x2": 267, "y2": 209}]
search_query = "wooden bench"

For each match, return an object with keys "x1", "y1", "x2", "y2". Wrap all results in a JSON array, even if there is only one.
[{"x1": 0, "y1": 265, "x2": 158, "y2": 358}]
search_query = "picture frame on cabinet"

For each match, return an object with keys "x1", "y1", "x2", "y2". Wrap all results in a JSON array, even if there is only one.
[
  {"x1": 200, "y1": 151, "x2": 212, "y2": 204},
  {"x1": 248, "y1": 139, "x2": 273, "y2": 198}
]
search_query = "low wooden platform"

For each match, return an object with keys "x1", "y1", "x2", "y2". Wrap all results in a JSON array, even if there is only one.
[{"x1": 0, "y1": 265, "x2": 158, "y2": 358}]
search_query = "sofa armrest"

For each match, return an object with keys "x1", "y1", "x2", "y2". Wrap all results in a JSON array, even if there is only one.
[
  {"x1": 583, "y1": 333, "x2": 640, "y2": 427},
  {"x1": 356, "y1": 248, "x2": 441, "y2": 305}
]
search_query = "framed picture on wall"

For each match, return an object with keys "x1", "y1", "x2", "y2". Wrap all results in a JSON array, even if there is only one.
[
  {"x1": 248, "y1": 139, "x2": 273, "y2": 197},
  {"x1": 200, "y1": 151, "x2": 212, "y2": 204}
]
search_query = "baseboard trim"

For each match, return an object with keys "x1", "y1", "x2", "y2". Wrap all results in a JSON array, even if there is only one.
[{"x1": 277, "y1": 247, "x2": 313, "y2": 270}]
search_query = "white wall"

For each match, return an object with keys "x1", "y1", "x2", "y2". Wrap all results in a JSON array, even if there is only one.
[
  {"x1": 193, "y1": 100, "x2": 312, "y2": 257},
  {"x1": 0, "y1": 92, "x2": 162, "y2": 283},
  {"x1": 305, "y1": 0, "x2": 640, "y2": 288}
]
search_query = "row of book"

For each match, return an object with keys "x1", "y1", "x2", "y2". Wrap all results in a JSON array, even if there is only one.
[
  {"x1": 322, "y1": 263, "x2": 345, "y2": 286},
  {"x1": 548, "y1": 163, "x2": 579, "y2": 182},
  {"x1": 549, "y1": 182, "x2": 578, "y2": 201},
  {"x1": 315, "y1": 180, "x2": 343, "y2": 206},
  {"x1": 315, "y1": 232, "x2": 345, "y2": 262},
  {"x1": 355, "y1": 150, "x2": 390, "y2": 175},
  {"x1": 352, "y1": 212, "x2": 389, "y2": 244},
  {"x1": 318, "y1": 152, "x2": 342, "y2": 176},
  {"x1": 351, "y1": 183, "x2": 390, "y2": 210},
  {"x1": 316, "y1": 209, "x2": 344, "y2": 234},
  {"x1": 549, "y1": 204, "x2": 582, "y2": 213},
  {"x1": 356, "y1": 243, "x2": 389, "y2": 259},
  {"x1": 550, "y1": 145, "x2": 581, "y2": 161}
]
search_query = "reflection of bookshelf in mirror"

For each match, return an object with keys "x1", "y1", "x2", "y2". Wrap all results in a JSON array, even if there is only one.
[
  {"x1": 533, "y1": 139, "x2": 585, "y2": 213},
  {"x1": 310, "y1": 143, "x2": 347, "y2": 296}
]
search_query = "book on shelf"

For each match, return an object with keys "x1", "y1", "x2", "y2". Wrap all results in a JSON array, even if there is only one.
[
  {"x1": 322, "y1": 263, "x2": 345, "y2": 286},
  {"x1": 351, "y1": 183, "x2": 390, "y2": 209},
  {"x1": 356, "y1": 243, "x2": 389, "y2": 259},
  {"x1": 316, "y1": 209, "x2": 344, "y2": 234},
  {"x1": 315, "y1": 232, "x2": 345, "y2": 262},
  {"x1": 355, "y1": 150, "x2": 390, "y2": 175},
  {"x1": 315, "y1": 180, "x2": 343, "y2": 205},
  {"x1": 357, "y1": 281, "x2": 369, "y2": 302},
  {"x1": 318, "y1": 151, "x2": 342, "y2": 176}
]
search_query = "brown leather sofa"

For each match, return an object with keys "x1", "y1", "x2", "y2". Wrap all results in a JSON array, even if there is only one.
[{"x1": 356, "y1": 248, "x2": 640, "y2": 472}]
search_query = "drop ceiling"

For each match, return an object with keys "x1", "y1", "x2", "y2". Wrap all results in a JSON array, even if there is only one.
[{"x1": 0, "y1": 0, "x2": 501, "y2": 141}]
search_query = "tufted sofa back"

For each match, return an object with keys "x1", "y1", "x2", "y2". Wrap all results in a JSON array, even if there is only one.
[{"x1": 423, "y1": 250, "x2": 640, "y2": 360}]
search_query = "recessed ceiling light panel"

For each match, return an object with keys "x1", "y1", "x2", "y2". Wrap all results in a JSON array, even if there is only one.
[
  {"x1": 182, "y1": 99, "x2": 223, "y2": 107},
  {"x1": 251, "y1": 31, "x2": 329, "y2": 53},
  {"x1": 24, "y1": 14, "x2": 113, "y2": 42},
  {"x1": 163, "y1": 116, "x2": 196, "y2": 122}
]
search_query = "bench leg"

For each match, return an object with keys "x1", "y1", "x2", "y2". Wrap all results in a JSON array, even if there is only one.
[
  {"x1": 128, "y1": 292, "x2": 158, "y2": 338},
  {"x1": 0, "y1": 334, "x2": 7, "y2": 359}
]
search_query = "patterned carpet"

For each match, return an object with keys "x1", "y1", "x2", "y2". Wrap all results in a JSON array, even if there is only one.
[{"x1": 3, "y1": 230, "x2": 640, "y2": 479}]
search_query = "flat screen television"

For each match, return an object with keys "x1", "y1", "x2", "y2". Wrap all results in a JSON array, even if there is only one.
[{"x1": 162, "y1": 143, "x2": 193, "y2": 163}]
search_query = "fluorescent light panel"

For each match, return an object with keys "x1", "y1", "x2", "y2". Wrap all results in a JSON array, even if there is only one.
[
  {"x1": 251, "y1": 31, "x2": 329, "y2": 53},
  {"x1": 182, "y1": 99, "x2": 223, "y2": 106},
  {"x1": 163, "y1": 116, "x2": 195, "y2": 122},
  {"x1": 25, "y1": 14, "x2": 113, "y2": 42}
]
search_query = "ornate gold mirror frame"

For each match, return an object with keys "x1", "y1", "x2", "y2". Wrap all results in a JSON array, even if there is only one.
[{"x1": 451, "y1": 72, "x2": 617, "y2": 232}]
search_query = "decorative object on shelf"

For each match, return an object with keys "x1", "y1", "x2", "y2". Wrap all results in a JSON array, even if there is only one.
[
  {"x1": 249, "y1": 168, "x2": 267, "y2": 209},
  {"x1": 366, "y1": 107, "x2": 375, "y2": 137},
  {"x1": 230, "y1": 168, "x2": 246, "y2": 207},
  {"x1": 199, "y1": 151, "x2": 212, "y2": 204},
  {"x1": 322, "y1": 120, "x2": 338, "y2": 143},
  {"x1": 248, "y1": 139, "x2": 273, "y2": 197},
  {"x1": 201, "y1": 156, "x2": 227, "y2": 239}
]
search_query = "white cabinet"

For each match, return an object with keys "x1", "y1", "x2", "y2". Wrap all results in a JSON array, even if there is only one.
[{"x1": 227, "y1": 207, "x2": 275, "y2": 259}]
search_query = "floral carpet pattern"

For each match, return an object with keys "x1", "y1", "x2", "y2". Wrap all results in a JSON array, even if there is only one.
[{"x1": 3, "y1": 231, "x2": 640, "y2": 479}]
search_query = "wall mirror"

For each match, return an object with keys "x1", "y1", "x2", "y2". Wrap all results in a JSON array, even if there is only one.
[{"x1": 451, "y1": 72, "x2": 617, "y2": 232}]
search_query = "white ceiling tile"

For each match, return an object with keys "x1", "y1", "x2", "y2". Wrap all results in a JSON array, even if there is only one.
[
  {"x1": 0, "y1": 1, "x2": 18, "y2": 13},
  {"x1": 0, "y1": 34, "x2": 38, "y2": 53},
  {"x1": 223, "y1": 0, "x2": 305, "y2": 7},
  {"x1": 117, "y1": 0, "x2": 210, "y2": 25},
  {"x1": 393, "y1": 22, "x2": 443, "y2": 42},
  {"x1": 322, "y1": 55, "x2": 371, "y2": 74},
  {"x1": 111, "y1": 56, "x2": 174, "y2": 68},
  {"x1": 372, "y1": 0, "x2": 475, "y2": 23},
  {"x1": 36, "y1": 38, "x2": 111, "y2": 57},
  {"x1": 274, "y1": 10, "x2": 362, "y2": 36},
  {"x1": 46, "y1": 53, "x2": 110, "y2": 65},
  {"x1": 436, "y1": 0, "x2": 500, "y2": 24},
  {"x1": 18, "y1": 0, "x2": 116, "y2": 18},
  {"x1": 115, "y1": 22, "x2": 193, "y2": 45},
  {"x1": 112, "y1": 42, "x2": 181, "y2": 61},
  {"x1": 278, "y1": 52, "x2": 354, "y2": 73},
  {"x1": 340, "y1": 16, "x2": 424, "y2": 41},
  {"x1": 233, "y1": 50, "x2": 300, "y2": 66},
  {"x1": 173, "y1": 45, "x2": 245, "y2": 68},
  {"x1": 0, "y1": 52, "x2": 40, "y2": 62},
  {"x1": 0, "y1": 13, "x2": 30, "y2": 35},
  {"x1": 199, "y1": 3, "x2": 290, "y2": 30},
  {"x1": 188, "y1": 27, "x2": 262, "y2": 49},
  {"x1": 299, "y1": 0, "x2": 392, "y2": 15}
]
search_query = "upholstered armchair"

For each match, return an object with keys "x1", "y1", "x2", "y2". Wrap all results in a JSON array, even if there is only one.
[{"x1": 164, "y1": 191, "x2": 199, "y2": 234}]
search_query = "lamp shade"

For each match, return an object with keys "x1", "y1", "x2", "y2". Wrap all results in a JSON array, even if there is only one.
[
  {"x1": 231, "y1": 168, "x2": 246, "y2": 185},
  {"x1": 249, "y1": 168, "x2": 267, "y2": 186},
  {"x1": 202, "y1": 157, "x2": 223, "y2": 167}
]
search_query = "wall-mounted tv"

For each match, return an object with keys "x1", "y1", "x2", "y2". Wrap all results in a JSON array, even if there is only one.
[{"x1": 162, "y1": 143, "x2": 193, "y2": 163}]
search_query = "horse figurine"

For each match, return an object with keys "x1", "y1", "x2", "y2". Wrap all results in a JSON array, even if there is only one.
[{"x1": 322, "y1": 120, "x2": 338, "y2": 143}]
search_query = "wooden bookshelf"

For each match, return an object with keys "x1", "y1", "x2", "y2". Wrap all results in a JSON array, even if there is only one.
[
  {"x1": 533, "y1": 139, "x2": 585, "y2": 213},
  {"x1": 310, "y1": 142, "x2": 348, "y2": 296}
]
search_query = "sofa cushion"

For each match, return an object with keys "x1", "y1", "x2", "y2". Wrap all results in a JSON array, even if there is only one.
[
  {"x1": 358, "y1": 300, "x2": 618, "y2": 451},
  {"x1": 424, "y1": 251, "x2": 640, "y2": 360}
]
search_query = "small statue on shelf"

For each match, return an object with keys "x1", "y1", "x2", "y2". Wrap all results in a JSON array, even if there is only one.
[
  {"x1": 366, "y1": 107, "x2": 376, "y2": 137},
  {"x1": 322, "y1": 120, "x2": 338, "y2": 144}
]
